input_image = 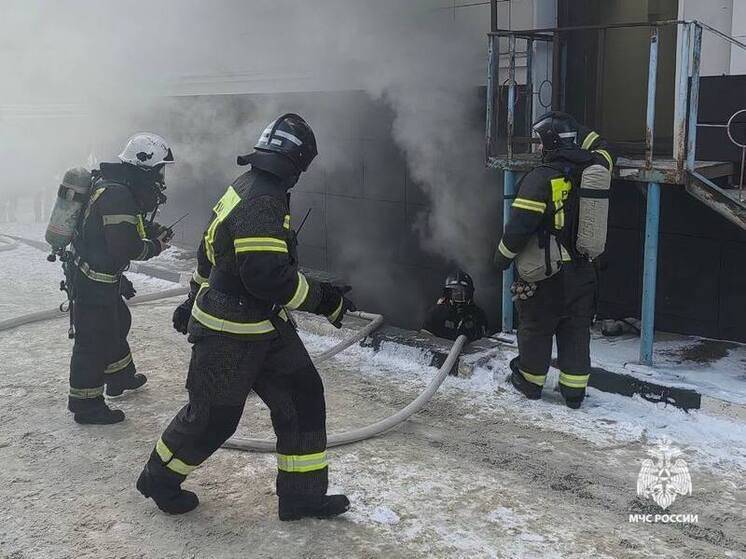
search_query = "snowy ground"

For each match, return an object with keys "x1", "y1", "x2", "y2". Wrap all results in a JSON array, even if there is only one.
[
  {"x1": 1, "y1": 218, "x2": 746, "y2": 558},
  {"x1": 590, "y1": 332, "x2": 746, "y2": 405}
]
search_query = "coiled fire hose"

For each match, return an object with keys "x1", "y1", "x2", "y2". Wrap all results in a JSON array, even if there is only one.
[{"x1": 0, "y1": 280, "x2": 468, "y2": 452}]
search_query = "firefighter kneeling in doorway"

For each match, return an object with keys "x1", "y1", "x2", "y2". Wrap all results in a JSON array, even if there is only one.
[
  {"x1": 137, "y1": 114, "x2": 356, "y2": 520},
  {"x1": 67, "y1": 133, "x2": 175, "y2": 424},
  {"x1": 421, "y1": 270, "x2": 488, "y2": 343},
  {"x1": 493, "y1": 112, "x2": 614, "y2": 409}
]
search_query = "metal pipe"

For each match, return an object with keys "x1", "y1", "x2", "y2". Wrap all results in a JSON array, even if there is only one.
[
  {"x1": 525, "y1": 38, "x2": 534, "y2": 138},
  {"x1": 673, "y1": 23, "x2": 690, "y2": 171},
  {"x1": 502, "y1": 170, "x2": 517, "y2": 333},
  {"x1": 645, "y1": 27, "x2": 659, "y2": 169},
  {"x1": 640, "y1": 182, "x2": 661, "y2": 366},
  {"x1": 485, "y1": 34, "x2": 497, "y2": 162},
  {"x1": 490, "y1": 19, "x2": 687, "y2": 36},
  {"x1": 507, "y1": 34, "x2": 516, "y2": 161},
  {"x1": 687, "y1": 23, "x2": 703, "y2": 171},
  {"x1": 696, "y1": 20, "x2": 746, "y2": 52}
]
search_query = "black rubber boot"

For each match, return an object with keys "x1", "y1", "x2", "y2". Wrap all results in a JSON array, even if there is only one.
[
  {"x1": 278, "y1": 494, "x2": 350, "y2": 521},
  {"x1": 564, "y1": 397, "x2": 584, "y2": 409},
  {"x1": 136, "y1": 465, "x2": 199, "y2": 515},
  {"x1": 73, "y1": 404, "x2": 125, "y2": 425},
  {"x1": 508, "y1": 357, "x2": 542, "y2": 400},
  {"x1": 106, "y1": 373, "x2": 147, "y2": 398}
]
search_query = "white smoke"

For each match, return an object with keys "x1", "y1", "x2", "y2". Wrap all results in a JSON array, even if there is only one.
[{"x1": 0, "y1": 0, "x2": 497, "y2": 307}]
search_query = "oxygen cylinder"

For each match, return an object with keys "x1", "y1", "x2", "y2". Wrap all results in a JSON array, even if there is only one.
[
  {"x1": 45, "y1": 167, "x2": 92, "y2": 252},
  {"x1": 576, "y1": 164, "x2": 611, "y2": 260}
]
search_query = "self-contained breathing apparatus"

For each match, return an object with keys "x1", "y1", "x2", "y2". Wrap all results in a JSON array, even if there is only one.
[{"x1": 514, "y1": 114, "x2": 611, "y2": 284}]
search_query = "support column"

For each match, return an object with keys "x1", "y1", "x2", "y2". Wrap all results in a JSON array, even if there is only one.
[
  {"x1": 640, "y1": 182, "x2": 660, "y2": 366},
  {"x1": 501, "y1": 170, "x2": 517, "y2": 333},
  {"x1": 640, "y1": 27, "x2": 661, "y2": 366}
]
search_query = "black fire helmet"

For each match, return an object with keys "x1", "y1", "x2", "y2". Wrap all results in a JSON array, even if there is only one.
[
  {"x1": 532, "y1": 111, "x2": 579, "y2": 152},
  {"x1": 237, "y1": 113, "x2": 318, "y2": 179},
  {"x1": 444, "y1": 270, "x2": 475, "y2": 304}
]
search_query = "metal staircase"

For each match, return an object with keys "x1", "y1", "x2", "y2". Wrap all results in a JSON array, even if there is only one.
[{"x1": 485, "y1": 19, "x2": 746, "y2": 365}]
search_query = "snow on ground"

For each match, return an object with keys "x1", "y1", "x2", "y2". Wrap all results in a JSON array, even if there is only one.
[
  {"x1": 589, "y1": 331, "x2": 746, "y2": 405},
  {"x1": 1, "y1": 216, "x2": 745, "y2": 558},
  {"x1": 0, "y1": 222, "x2": 179, "y2": 318}
]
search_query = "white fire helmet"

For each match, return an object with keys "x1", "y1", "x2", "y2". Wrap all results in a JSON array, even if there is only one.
[{"x1": 118, "y1": 133, "x2": 175, "y2": 168}]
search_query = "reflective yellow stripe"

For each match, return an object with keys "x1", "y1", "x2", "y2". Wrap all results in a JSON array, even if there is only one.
[
  {"x1": 104, "y1": 353, "x2": 132, "y2": 374},
  {"x1": 327, "y1": 298, "x2": 344, "y2": 323},
  {"x1": 82, "y1": 187, "x2": 106, "y2": 224},
  {"x1": 155, "y1": 438, "x2": 198, "y2": 476},
  {"x1": 69, "y1": 386, "x2": 104, "y2": 399},
  {"x1": 234, "y1": 237, "x2": 288, "y2": 254},
  {"x1": 277, "y1": 451, "x2": 328, "y2": 473},
  {"x1": 594, "y1": 149, "x2": 613, "y2": 169},
  {"x1": 520, "y1": 370, "x2": 547, "y2": 387},
  {"x1": 285, "y1": 273, "x2": 309, "y2": 310},
  {"x1": 192, "y1": 269, "x2": 209, "y2": 286},
  {"x1": 136, "y1": 215, "x2": 147, "y2": 239},
  {"x1": 498, "y1": 240, "x2": 518, "y2": 259},
  {"x1": 559, "y1": 372, "x2": 590, "y2": 389},
  {"x1": 283, "y1": 214, "x2": 291, "y2": 230},
  {"x1": 102, "y1": 214, "x2": 138, "y2": 226},
  {"x1": 75, "y1": 258, "x2": 120, "y2": 284},
  {"x1": 550, "y1": 178, "x2": 572, "y2": 229},
  {"x1": 512, "y1": 198, "x2": 547, "y2": 213},
  {"x1": 582, "y1": 131, "x2": 600, "y2": 150},
  {"x1": 191, "y1": 301, "x2": 276, "y2": 335},
  {"x1": 205, "y1": 186, "x2": 242, "y2": 265}
]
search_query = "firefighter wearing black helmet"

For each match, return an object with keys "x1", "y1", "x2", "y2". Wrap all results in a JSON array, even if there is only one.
[
  {"x1": 137, "y1": 114, "x2": 355, "y2": 520},
  {"x1": 493, "y1": 112, "x2": 614, "y2": 409},
  {"x1": 67, "y1": 133, "x2": 175, "y2": 425},
  {"x1": 422, "y1": 270, "x2": 488, "y2": 342}
]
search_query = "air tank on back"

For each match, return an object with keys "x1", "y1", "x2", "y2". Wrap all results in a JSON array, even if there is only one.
[{"x1": 45, "y1": 167, "x2": 92, "y2": 257}]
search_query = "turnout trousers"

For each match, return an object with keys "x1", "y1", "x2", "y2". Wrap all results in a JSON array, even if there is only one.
[
  {"x1": 515, "y1": 260, "x2": 596, "y2": 400},
  {"x1": 68, "y1": 281, "x2": 136, "y2": 413},
  {"x1": 146, "y1": 318, "x2": 328, "y2": 499}
]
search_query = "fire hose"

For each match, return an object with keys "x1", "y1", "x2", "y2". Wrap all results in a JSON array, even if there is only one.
[
  {"x1": 0, "y1": 235, "x2": 18, "y2": 253},
  {"x1": 0, "y1": 286, "x2": 467, "y2": 452}
]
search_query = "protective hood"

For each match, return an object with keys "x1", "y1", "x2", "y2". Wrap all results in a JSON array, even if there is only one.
[
  {"x1": 99, "y1": 162, "x2": 162, "y2": 213},
  {"x1": 237, "y1": 151, "x2": 299, "y2": 188}
]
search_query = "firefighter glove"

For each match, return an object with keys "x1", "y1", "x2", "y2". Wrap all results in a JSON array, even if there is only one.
[
  {"x1": 172, "y1": 294, "x2": 195, "y2": 335},
  {"x1": 317, "y1": 283, "x2": 356, "y2": 328},
  {"x1": 120, "y1": 275, "x2": 137, "y2": 300}
]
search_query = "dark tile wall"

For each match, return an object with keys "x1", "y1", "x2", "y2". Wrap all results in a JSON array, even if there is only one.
[{"x1": 161, "y1": 90, "x2": 501, "y2": 331}]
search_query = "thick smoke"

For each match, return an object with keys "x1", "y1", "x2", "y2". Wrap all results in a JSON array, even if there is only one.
[{"x1": 1, "y1": 0, "x2": 498, "y2": 323}]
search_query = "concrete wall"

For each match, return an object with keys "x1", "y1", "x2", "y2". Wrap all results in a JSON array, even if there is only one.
[
  {"x1": 730, "y1": 0, "x2": 746, "y2": 74},
  {"x1": 679, "y1": 0, "x2": 734, "y2": 76}
]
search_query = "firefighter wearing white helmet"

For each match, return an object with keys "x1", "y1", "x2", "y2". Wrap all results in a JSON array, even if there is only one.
[{"x1": 66, "y1": 133, "x2": 175, "y2": 425}]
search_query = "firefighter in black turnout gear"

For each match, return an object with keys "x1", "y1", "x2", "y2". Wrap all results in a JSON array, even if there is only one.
[
  {"x1": 422, "y1": 270, "x2": 488, "y2": 342},
  {"x1": 493, "y1": 112, "x2": 614, "y2": 409},
  {"x1": 137, "y1": 114, "x2": 355, "y2": 520},
  {"x1": 68, "y1": 133, "x2": 174, "y2": 425}
]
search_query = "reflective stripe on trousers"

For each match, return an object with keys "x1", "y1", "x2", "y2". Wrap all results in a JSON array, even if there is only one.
[
  {"x1": 69, "y1": 386, "x2": 105, "y2": 399},
  {"x1": 104, "y1": 352, "x2": 132, "y2": 374},
  {"x1": 155, "y1": 438, "x2": 199, "y2": 476},
  {"x1": 559, "y1": 372, "x2": 590, "y2": 389},
  {"x1": 277, "y1": 451, "x2": 328, "y2": 473}
]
